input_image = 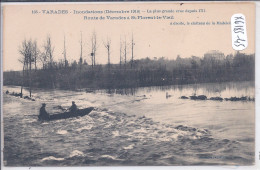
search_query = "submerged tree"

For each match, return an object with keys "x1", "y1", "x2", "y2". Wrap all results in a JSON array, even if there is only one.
[
  {"x1": 18, "y1": 39, "x2": 36, "y2": 97},
  {"x1": 18, "y1": 40, "x2": 28, "y2": 98}
]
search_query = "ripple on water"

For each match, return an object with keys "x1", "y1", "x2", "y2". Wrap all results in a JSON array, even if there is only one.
[
  {"x1": 112, "y1": 131, "x2": 120, "y2": 137},
  {"x1": 41, "y1": 156, "x2": 65, "y2": 162},
  {"x1": 76, "y1": 125, "x2": 93, "y2": 132},
  {"x1": 99, "y1": 155, "x2": 123, "y2": 161},
  {"x1": 56, "y1": 130, "x2": 68, "y2": 135},
  {"x1": 123, "y1": 144, "x2": 134, "y2": 150},
  {"x1": 69, "y1": 150, "x2": 85, "y2": 158}
]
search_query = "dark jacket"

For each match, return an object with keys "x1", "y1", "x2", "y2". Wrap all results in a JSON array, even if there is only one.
[
  {"x1": 39, "y1": 106, "x2": 49, "y2": 120},
  {"x1": 69, "y1": 103, "x2": 77, "y2": 113}
]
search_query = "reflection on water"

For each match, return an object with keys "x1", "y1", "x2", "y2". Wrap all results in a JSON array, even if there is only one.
[
  {"x1": 103, "y1": 81, "x2": 254, "y2": 98},
  {"x1": 3, "y1": 81, "x2": 255, "y2": 166}
]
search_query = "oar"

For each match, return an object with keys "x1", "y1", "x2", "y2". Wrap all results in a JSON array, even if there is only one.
[{"x1": 53, "y1": 105, "x2": 67, "y2": 111}]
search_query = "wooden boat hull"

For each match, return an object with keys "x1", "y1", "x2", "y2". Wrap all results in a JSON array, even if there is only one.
[{"x1": 38, "y1": 107, "x2": 94, "y2": 121}]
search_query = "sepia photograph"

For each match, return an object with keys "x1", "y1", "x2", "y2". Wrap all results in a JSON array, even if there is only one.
[{"x1": 1, "y1": 2, "x2": 256, "y2": 167}]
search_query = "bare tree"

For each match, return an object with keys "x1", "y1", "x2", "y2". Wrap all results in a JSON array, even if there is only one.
[
  {"x1": 18, "y1": 39, "x2": 28, "y2": 98},
  {"x1": 28, "y1": 41, "x2": 33, "y2": 97},
  {"x1": 43, "y1": 35, "x2": 54, "y2": 69},
  {"x1": 32, "y1": 40, "x2": 40, "y2": 70},
  {"x1": 124, "y1": 36, "x2": 127, "y2": 70},
  {"x1": 43, "y1": 35, "x2": 55, "y2": 88},
  {"x1": 63, "y1": 35, "x2": 68, "y2": 67},
  {"x1": 78, "y1": 32, "x2": 84, "y2": 89},
  {"x1": 91, "y1": 30, "x2": 97, "y2": 68},
  {"x1": 18, "y1": 39, "x2": 35, "y2": 97},
  {"x1": 120, "y1": 36, "x2": 122, "y2": 69},
  {"x1": 131, "y1": 32, "x2": 135, "y2": 69},
  {"x1": 39, "y1": 52, "x2": 47, "y2": 69},
  {"x1": 79, "y1": 31, "x2": 83, "y2": 65},
  {"x1": 103, "y1": 37, "x2": 111, "y2": 69}
]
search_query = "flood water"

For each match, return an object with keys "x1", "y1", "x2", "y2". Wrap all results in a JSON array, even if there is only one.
[{"x1": 3, "y1": 81, "x2": 255, "y2": 166}]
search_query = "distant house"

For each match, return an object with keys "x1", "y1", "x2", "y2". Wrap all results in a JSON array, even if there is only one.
[{"x1": 204, "y1": 50, "x2": 225, "y2": 60}]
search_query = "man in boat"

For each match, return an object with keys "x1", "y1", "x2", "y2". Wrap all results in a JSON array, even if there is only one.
[
  {"x1": 69, "y1": 101, "x2": 78, "y2": 114},
  {"x1": 38, "y1": 103, "x2": 49, "y2": 120}
]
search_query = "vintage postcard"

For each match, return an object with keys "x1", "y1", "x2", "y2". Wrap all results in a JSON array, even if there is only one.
[{"x1": 1, "y1": 1, "x2": 256, "y2": 167}]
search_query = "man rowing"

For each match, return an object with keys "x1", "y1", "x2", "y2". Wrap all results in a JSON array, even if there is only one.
[
  {"x1": 38, "y1": 103, "x2": 50, "y2": 121},
  {"x1": 69, "y1": 101, "x2": 78, "y2": 114}
]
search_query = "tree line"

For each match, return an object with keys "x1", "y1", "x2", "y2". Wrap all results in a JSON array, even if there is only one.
[{"x1": 3, "y1": 34, "x2": 255, "y2": 96}]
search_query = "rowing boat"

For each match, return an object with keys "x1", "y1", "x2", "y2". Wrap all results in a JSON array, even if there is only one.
[{"x1": 38, "y1": 107, "x2": 94, "y2": 121}]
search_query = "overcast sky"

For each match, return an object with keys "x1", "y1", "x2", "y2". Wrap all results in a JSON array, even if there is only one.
[{"x1": 3, "y1": 2, "x2": 255, "y2": 71}]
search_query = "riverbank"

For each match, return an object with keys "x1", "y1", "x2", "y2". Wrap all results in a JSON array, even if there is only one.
[{"x1": 3, "y1": 53, "x2": 255, "y2": 90}]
